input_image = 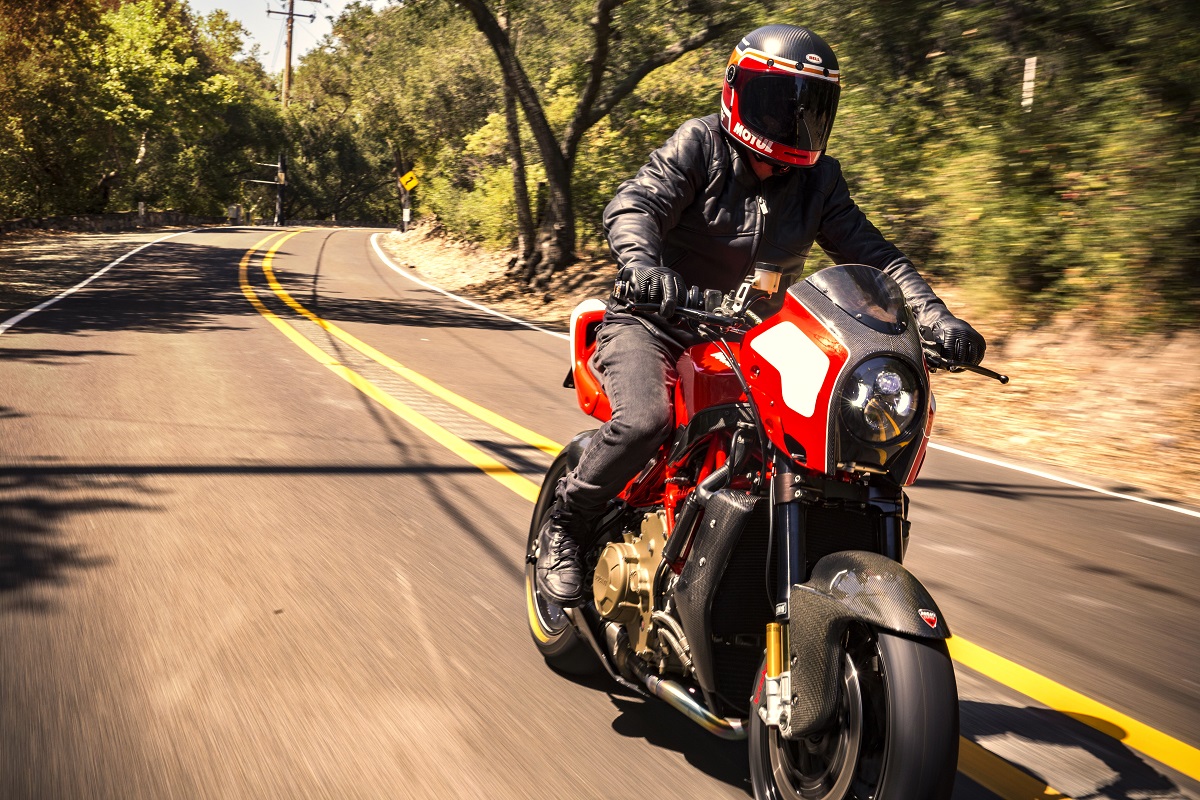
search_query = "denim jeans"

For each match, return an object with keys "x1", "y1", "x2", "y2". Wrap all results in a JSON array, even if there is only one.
[{"x1": 559, "y1": 318, "x2": 684, "y2": 519}]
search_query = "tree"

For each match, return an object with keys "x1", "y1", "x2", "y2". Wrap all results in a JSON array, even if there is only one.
[
  {"x1": 0, "y1": 0, "x2": 279, "y2": 218},
  {"x1": 457, "y1": 0, "x2": 749, "y2": 285}
]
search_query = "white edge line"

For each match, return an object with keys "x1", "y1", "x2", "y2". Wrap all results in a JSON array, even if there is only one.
[
  {"x1": 369, "y1": 233, "x2": 569, "y2": 341},
  {"x1": 928, "y1": 442, "x2": 1200, "y2": 519},
  {"x1": 369, "y1": 230, "x2": 1200, "y2": 520},
  {"x1": 0, "y1": 228, "x2": 203, "y2": 336}
]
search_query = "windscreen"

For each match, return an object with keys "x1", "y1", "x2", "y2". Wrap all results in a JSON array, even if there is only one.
[{"x1": 806, "y1": 264, "x2": 909, "y2": 335}]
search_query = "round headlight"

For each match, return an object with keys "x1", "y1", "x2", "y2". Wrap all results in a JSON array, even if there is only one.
[{"x1": 839, "y1": 357, "x2": 922, "y2": 444}]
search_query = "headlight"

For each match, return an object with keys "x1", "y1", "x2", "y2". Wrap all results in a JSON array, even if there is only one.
[{"x1": 839, "y1": 357, "x2": 922, "y2": 444}]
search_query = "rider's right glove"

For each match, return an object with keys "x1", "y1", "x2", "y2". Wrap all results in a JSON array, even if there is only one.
[
  {"x1": 617, "y1": 263, "x2": 686, "y2": 319},
  {"x1": 922, "y1": 309, "x2": 987, "y2": 366}
]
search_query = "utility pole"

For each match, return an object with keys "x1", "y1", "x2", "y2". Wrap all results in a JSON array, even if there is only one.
[
  {"x1": 244, "y1": 153, "x2": 287, "y2": 226},
  {"x1": 267, "y1": 0, "x2": 318, "y2": 107}
]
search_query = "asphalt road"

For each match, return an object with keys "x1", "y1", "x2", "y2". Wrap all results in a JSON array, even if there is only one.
[{"x1": 1, "y1": 226, "x2": 1197, "y2": 799}]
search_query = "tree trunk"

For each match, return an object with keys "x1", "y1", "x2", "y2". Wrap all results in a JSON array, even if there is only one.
[
  {"x1": 460, "y1": 0, "x2": 738, "y2": 286},
  {"x1": 500, "y1": 5, "x2": 535, "y2": 272},
  {"x1": 459, "y1": 0, "x2": 576, "y2": 282}
]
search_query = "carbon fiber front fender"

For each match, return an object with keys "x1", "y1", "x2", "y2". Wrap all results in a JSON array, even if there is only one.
[{"x1": 784, "y1": 550, "x2": 949, "y2": 737}]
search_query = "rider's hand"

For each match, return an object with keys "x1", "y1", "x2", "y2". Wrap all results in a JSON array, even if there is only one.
[
  {"x1": 617, "y1": 264, "x2": 686, "y2": 319},
  {"x1": 923, "y1": 312, "x2": 986, "y2": 366}
]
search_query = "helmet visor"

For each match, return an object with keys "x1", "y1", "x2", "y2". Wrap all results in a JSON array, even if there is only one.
[{"x1": 737, "y1": 72, "x2": 839, "y2": 153}]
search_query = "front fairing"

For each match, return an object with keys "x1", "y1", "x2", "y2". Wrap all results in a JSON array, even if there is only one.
[{"x1": 741, "y1": 264, "x2": 930, "y2": 484}]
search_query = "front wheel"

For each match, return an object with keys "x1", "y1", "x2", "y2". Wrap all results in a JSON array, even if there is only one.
[
  {"x1": 524, "y1": 451, "x2": 598, "y2": 675},
  {"x1": 749, "y1": 627, "x2": 958, "y2": 800}
]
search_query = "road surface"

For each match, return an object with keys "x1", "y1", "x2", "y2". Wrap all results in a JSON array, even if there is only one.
[{"x1": 1, "y1": 226, "x2": 1196, "y2": 798}]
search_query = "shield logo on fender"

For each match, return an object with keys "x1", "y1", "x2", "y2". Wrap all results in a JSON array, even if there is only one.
[{"x1": 919, "y1": 609, "x2": 938, "y2": 629}]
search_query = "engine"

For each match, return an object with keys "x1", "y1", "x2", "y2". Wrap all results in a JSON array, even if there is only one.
[{"x1": 591, "y1": 510, "x2": 668, "y2": 659}]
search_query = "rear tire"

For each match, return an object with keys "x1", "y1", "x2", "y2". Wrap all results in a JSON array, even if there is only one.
[
  {"x1": 749, "y1": 627, "x2": 958, "y2": 799},
  {"x1": 524, "y1": 451, "x2": 598, "y2": 675}
]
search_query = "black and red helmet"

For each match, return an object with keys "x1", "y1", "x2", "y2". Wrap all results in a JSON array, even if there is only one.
[{"x1": 720, "y1": 24, "x2": 841, "y2": 168}]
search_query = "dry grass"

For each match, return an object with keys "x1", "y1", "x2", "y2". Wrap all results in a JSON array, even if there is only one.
[{"x1": 381, "y1": 226, "x2": 1200, "y2": 507}]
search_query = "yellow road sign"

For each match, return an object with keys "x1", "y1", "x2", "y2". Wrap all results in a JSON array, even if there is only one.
[{"x1": 400, "y1": 171, "x2": 418, "y2": 191}]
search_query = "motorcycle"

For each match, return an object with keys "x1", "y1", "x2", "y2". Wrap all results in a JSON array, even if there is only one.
[{"x1": 524, "y1": 262, "x2": 1007, "y2": 799}]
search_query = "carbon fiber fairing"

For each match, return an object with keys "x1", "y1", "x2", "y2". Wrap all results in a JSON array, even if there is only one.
[
  {"x1": 785, "y1": 550, "x2": 948, "y2": 736},
  {"x1": 804, "y1": 550, "x2": 948, "y2": 639},
  {"x1": 788, "y1": 278, "x2": 929, "y2": 482}
]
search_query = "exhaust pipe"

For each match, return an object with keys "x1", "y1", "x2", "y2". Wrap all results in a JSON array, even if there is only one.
[{"x1": 627, "y1": 659, "x2": 747, "y2": 740}]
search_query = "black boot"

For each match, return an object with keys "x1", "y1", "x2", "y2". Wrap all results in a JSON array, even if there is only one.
[{"x1": 534, "y1": 502, "x2": 590, "y2": 607}]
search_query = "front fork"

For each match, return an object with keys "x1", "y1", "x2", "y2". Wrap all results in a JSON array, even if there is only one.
[{"x1": 757, "y1": 460, "x2": 908, "y2": 730}]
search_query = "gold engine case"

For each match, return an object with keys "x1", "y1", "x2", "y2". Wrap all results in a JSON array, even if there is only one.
[{"x1": 591, "y1": 510, "x2": 668, "y2": 656}]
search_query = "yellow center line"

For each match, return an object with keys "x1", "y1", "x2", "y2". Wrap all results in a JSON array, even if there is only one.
[
  {"x1": 949, "y1": 637, "x2": 1200, "y2": 780},
  {"x1": 959, "y1": 739, "x2": 1066, "y2": 798},
  {"x1": 259, "y1": 233, "x2": 562, "y2": 456},
  {"x1": 242, "y1": 230, "x2": 1197, "y2": 794},
  {"x1": 238, "y1": 230, "x2": 540, "y2": 504}
]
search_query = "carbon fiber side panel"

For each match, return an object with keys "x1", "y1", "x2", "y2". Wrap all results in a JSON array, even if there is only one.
[{"x1": 672, "y1": 490, "x2": 763, "y2": 699}]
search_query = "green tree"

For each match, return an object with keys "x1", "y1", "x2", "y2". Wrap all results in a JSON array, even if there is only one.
[
  {"x1": 458, "y1": 0, "x2": 753, "y2": 285},
  {"x1": 0, "y1": 0, "x2": 279, "y2": 218}
]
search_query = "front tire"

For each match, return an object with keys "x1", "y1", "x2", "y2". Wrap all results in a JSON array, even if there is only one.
[
  {"x1": 524, "y1": 451, "x2": 597, "y2": 675},
  {"x1": 749, "y1": 627, "x2": 958, "y2": 799}
]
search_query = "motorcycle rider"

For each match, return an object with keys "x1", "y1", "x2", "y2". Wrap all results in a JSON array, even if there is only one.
[{"x1": 535, "y1": 23, "x2": 986, "y2": 606}]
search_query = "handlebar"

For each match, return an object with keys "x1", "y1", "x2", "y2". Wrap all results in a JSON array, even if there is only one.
[
  {"x1": 623, "y1": 301, "x2": 747, "y2": 331},
  {"x1": 618, "y1": 284, "x2": 1010, "y2": 384}
]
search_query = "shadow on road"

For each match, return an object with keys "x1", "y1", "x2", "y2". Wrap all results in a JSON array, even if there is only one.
[
  {"x1": 608, "y1": 693, "x2": 753, "y2": 795},
  {"x1": 961, "y1": 700, "x2": 1188, "y2": 799},
  {"x1": 1, "y1": 234, "x2": 537, "y2": 339},
  {"x1": 914, "y1": 476, "x2": 1104, "y2": 504},
  {"x1": 546, "y1": 660, "x2": 751, "y2": 793},
  {"x1": 0, "y1": 472, "x2": 148, "y2": 609},
  {"x1": 913, "y1": 475, "x2": 1199, "y2": 514},
  {"x1": 0, "y1": 348, "x2": 129, "y2": 365}
]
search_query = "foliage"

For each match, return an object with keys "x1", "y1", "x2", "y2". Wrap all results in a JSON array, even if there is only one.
[
  {"x1": 0, "y1": 0, "x2": 1195, "y2": 323},
  {"x1": 0, "y1": 0, "x2": 279, "y2": 218}
]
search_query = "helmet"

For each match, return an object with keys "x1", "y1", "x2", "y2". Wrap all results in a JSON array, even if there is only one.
[{"x1": 720, "y1": 24, "x2": 841, "y2": 169}]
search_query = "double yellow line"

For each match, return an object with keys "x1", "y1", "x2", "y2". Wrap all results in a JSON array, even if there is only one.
[
  {"x1": 238, "y1": 230, "x2": 543, "y2": 502},
  {"x1": 238, "y1": 229, "x2": 1200, "y2": 797}
]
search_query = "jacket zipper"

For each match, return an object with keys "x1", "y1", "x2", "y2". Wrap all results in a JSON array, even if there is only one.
[{"x1": 747, "y1": 193, "x2": 768, "y2": 276}]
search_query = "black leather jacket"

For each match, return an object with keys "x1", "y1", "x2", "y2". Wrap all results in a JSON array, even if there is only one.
[{"x1": 602, "y1": 115, "x2": 948, "y2": 341}]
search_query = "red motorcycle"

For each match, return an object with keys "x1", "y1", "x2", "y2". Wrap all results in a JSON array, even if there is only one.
[{"x1": 525, "y1": 262, "x2": 1006, "y2": 799}]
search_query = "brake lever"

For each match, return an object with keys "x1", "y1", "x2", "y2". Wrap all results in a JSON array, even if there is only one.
[{"x1": 923, "y1": 348, "x2": 1010, "y2": 384}]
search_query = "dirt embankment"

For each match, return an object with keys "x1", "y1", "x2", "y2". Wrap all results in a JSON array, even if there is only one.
[{"x1": 380, "y1": 227, "x2": 1200, "y2": 508}]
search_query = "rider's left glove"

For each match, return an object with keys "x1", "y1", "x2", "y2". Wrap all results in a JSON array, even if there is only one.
[
  {"x1": 924, "y1": 311, "x2": 986, "y2": 366},
  {"x1": 617, "y1": 264, "x2": 686, "y2": 319}
]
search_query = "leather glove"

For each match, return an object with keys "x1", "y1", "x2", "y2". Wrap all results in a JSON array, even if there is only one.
[
  {"x1": 616, "y1": 264, "x2": 686, "y2": 319},
  {"x1": 921, "y1": 308, "x2": 987, "y2": 366}
]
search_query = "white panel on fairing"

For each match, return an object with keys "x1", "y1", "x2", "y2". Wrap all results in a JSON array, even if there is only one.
[{"x1": 749, "y1": 321, "x2": 830, "y2": 417}]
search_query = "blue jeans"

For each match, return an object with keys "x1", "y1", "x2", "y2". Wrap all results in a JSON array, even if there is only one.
[{"x1": 559, "y1": 318, "x2": 684, "y2": 518}]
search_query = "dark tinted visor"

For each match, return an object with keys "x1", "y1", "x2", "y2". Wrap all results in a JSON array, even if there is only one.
[{"x1": 737, "y1": 72, "x2": 839, "y2": 152}]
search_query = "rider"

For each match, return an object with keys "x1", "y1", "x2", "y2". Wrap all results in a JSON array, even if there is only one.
[{"x1": 535, "y1": 23, "x2": 986, "y2": 606}]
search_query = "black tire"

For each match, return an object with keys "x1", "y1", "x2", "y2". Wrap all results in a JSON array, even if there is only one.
[
  {"x1": 749, "y1": 626, "x2": 959, "y2": 800},
  {"x1": 524, "y1": 451, "x2": 599, "y2": 675}
]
